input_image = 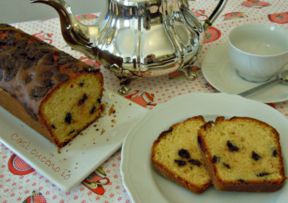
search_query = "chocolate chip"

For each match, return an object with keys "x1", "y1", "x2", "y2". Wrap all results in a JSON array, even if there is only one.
[
  {"x1": 256, "y1": 172, "x2": 270, "y2": 177},
  {"x1": 90, "y1": 105, "x2": 96, "y2": 114},
  {"x1": 79, "y1": 82, "x2": 84, "y2": 87},
  {"x1": 223, "y1": 163, "x2": 231, "y2": 169},
  {"x1": 65, "y1": 112, "x2": 72, "y2": 124},
  {"x1": 23, "y1": 57, "x2": 38, "y2": 68},
  {"x1": 188, "y1": 159, "x2": 202, "y2": 167},
  {"x1": 251, "y1": 151, "x2": 261, "y2": 161},
  {"x1": 178, "y1": 149, "x2": 190, "y2": 159},
  {"x1": 97, "y1": 98, "x2": 102, "y2": 103},
  {"x1": 42, "y1": 79, "x2": 54, "y2": 88},
  {"x1": 197, "y1": 136, "x2": 202, "y2": 145},
  {"x1": 227, "y1": 140, "x2": 239, "y2": 152},
  {"x1": 78, "y1": 94, "x2": 88, "y2": 106},
  {"x1": 272, "y1": 149, "x2": 278, "y2": 157},
  {"x1": 30, "y1": 86, "x2": 50, "y2": 99},
  {"x1": 16, "y1": 39, "x2": 27, "y2": 49},
  {"x1": 174, "y1": 159, "x2": 186, "y2": 167},
  {"x1": 51, "y1": 124, "x2": 56, "y2": 129},
  {"x1": 212, "y1": 155, "x2": 220, "y2": 163},
  {"x1": 26, "y1": 46, "x2": 44, "y2": 61},
  {"x1": 237, "y1": 179, "x2": 246, "y2": 183}
]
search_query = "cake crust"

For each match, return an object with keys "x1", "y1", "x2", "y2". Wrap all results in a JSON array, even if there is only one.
[
  {"x1": 198, "y1": 116, "x2": 286, "y2": 192},
  {"x1": 0, "y1": 88, "x2": 52, "y2": 141}
]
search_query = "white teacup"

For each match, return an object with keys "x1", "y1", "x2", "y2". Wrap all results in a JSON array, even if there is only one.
[{"x1": 228, "y1": 23, "x2": 288, "y2": 82}]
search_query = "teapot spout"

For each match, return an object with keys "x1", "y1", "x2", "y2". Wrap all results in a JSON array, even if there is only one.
[{"x1": 31, "y1": 0, "x2": 96, "y2": 48}]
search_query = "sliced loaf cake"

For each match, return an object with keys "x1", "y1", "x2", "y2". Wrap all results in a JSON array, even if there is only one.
[{"x1": 0, "y1": 24, "x2": 103, "y2": 148}]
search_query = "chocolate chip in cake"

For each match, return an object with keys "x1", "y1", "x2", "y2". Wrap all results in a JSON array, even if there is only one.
[
  {"x1": 197, "y1": 136, "x2": 202, "y2": 145},
  {"x1": 16, "y1": 39, "x2": 27, "y2": 49},
  {"x1": 79, "y1": 82, "x2": 85, "y2": 87},
  {"x1": 256, "y1": 172, "x2": 270, "y2": 177},
  {"x1": 90, "y1": 105, "x2": 96, "y2": 114},
  {"x1": 272, "y1": 149, "x2": 278, "y2": 157},
  {"x1": 51, "y1": 124, "x2": 56, "y2": 129},
  {"x1": 223, "y1": 163, "x2": 231, "y2": 169},
  {"x1": 78, "y1": 93, "x2": 88, "y2": 106},
  {"x1": 227, "y1": 140, "x2": 239, "y2": 152},
  {"x1": 251, "y1": 151, "x2": 262, "y2": 161},
  {"x1": 97, "y1": 98, "x2": 102, "y2": 103},
  {"x1": 212, "y1": 155, "x2": 220, "y2": 163},
  {"x1": 42, "y1": 79, "x2": 54, "y2": 88},
  {"x1": 237, "y1": 179, "x2": 246, "y2": 183},
  {"x1": 65, "y1": 112, "x2": 72, "y2": 124},
  {"x1": 188, "y1": 159, "x2": 202, "y2": 167},
  {"x1": 174, "y1": 159, "x2": 186, "y2": 167},
  {"x1": 178, "y1": 149, "x2": 190, "y2": 159}
]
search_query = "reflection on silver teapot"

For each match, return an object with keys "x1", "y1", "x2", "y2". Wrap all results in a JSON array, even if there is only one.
[{"x1": 32, "y1": 0, "x2": 227, "y2": 93}]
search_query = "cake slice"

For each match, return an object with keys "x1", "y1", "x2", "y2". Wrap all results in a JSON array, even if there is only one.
[
  {"x1": 151, "y1": 116, "x2": 211, "y2": 193},
  {"x1": 198, "y1": 116, "x2": 286, "y2": 192}
]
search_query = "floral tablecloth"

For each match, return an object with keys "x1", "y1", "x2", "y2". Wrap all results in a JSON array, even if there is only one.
[{"x1": 1, "y1": 0, "x2": 288, "y2": 202}]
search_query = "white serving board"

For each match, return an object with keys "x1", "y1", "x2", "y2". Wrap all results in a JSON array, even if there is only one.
[{"x1": 0, "y1": 89, "x2": 147, "y2": 191}]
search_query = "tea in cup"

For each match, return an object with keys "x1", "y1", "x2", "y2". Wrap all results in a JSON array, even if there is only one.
[{"x1": 228, "y1": 23, "x2": 288, "y2": 82}]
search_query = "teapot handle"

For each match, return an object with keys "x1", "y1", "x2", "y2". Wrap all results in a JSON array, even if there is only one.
[
  {"x1": 204, "y1": 0, "x2": 228, "y2": 29},
  {"x1": 180, "y1": 0, "x2": 227, "y2": 32}
]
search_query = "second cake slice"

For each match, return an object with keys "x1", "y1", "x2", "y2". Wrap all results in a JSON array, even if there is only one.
[{"x1": 198, "y1": 116, "x2": 286, "y2": 192}]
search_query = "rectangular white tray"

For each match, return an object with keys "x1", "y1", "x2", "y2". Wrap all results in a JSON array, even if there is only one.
[{"x1": 0, "y1": 89, "x2": 147, "y2": 191}]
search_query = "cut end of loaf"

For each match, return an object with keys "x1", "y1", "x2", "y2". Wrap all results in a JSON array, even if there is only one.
[{"x1": 40, "y1": 72, "x2": 103, "y2": 148}]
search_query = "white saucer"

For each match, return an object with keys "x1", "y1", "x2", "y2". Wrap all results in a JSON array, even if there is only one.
[{"x1": 201, "y1": 42, "x2": 288, "y2": 103}]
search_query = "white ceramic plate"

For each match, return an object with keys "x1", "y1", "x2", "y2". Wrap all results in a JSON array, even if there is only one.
[
  {"x1": 0, "y1": 89, "x2": 147, "y2": 191},
  {"x1": 201, "y1": 42, "x2": 288, "y2": 103},
  {"x1": 121, "y1": 92, "x2": 288, "y2": 203}
]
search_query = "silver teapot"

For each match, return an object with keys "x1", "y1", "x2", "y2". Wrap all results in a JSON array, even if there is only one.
[{"x1": 32, "y1": 0, "x2": 227, "y2": 92}]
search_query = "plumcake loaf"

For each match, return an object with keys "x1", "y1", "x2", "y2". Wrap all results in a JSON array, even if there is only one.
[
  {"x1": 151, "y1": 116, "x2": 211, "y2": 193},
  {"x1": 198, "y1": 116, "x2": 286, "y2": 192},
  {"x1": 0, "y1": 24, "x2": 103, "y2": 148}
]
